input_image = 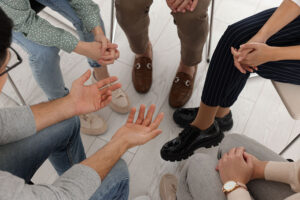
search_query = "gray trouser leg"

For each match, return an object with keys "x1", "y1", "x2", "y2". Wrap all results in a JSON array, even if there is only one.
[
  {"x1": 177, "y1": 153, "x2": 226, "y2": 200},
  {"x1": 178, "y1": 134, "x2": 295, "y2": 200},
  {"x1": 218, "y1": 134, "x2": 295, "y2": 200}
]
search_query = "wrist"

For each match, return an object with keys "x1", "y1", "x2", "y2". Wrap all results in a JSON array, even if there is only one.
[
  {"x1": 255, "y1": 30, "x2": 270, "y2": 43},
  {"x1": 109, "y1": 137, "x2": 128, "y2": 154},
  {"x1": 269, "y1": 46, "x2": 281, "y2": 62},
  {"x1": 63, "y1": 95, "x2": 77, "y2": 117},
  {"x1": 253, "y1": 161, "x2": 268, "y2": 179},
  {"x1": 92, "y1": 26, "x2": 104, "y2": 36},
  {"x1": 74, "y1": 41, "x2": 86, "y2": 55}
]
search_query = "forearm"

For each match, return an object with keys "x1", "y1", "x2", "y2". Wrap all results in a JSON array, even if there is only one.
[
  {"x1": 265, "y1": 161, "x2": 300, "y2": 192},
  {"x1": 270, "y1": 45, "x2": 300, "y2": 61},
  {"x1": 255, "y1": 0, "x2": 300, "y2": 42},
  {"x1": 69, "y1": 0, "x2": 102, "y2": 33},
  {"x1": 30, "y1": 95, "x2": 76, "y2": 132},
  {"x1": 81, "y1": 139, "x2": 127, "y2": 180}
]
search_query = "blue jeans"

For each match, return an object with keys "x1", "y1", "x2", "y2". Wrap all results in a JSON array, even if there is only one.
[
  {"x1": 13, "y1": 0, "x2": 105, "y2": 100},
  {"x1": 0, "y1": 116, "x2": 130, "y2": 200},
  {"x1": 0, "y1": 116, "x2": 85, "y2": 180}
]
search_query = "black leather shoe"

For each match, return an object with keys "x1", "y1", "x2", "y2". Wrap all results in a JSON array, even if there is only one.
[
  {"x1": 173, "y1": 107, "x2": 233, "y2": 131},
  {"x1": 160, "y1": 121, "x2": 224, "y2": 162}
]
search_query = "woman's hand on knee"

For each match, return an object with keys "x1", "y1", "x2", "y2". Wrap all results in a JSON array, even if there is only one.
[
  {"x1": 238, "y1": 42, "x2": 275, "y2": 68},
  {"x1": 216, "y1": 147, "x2": 254, "y2": 185}
]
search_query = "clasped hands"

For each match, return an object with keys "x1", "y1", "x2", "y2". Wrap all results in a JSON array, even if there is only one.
[
  {"x1": 216, "y1": 147, "x2": 267, "y2": 185},
  {"x1": 75, "y1": 26, "x2": 120, "y2": 66},
  {"x1": 166, "y1": 0, "x2": 199, "y2": 13},
  {"x1": 231, "y1": 38, "x2": 274, "y2": 74}
]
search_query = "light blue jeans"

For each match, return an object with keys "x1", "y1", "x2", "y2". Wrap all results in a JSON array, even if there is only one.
[
  {"x1": 13, "y1": 0, "x2": 105, "y2": 100},
  {"x1": 0, "y1": 116, "x2": 129, "y2": 200}
]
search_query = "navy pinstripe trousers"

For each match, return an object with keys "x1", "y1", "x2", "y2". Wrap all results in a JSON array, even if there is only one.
[{"x1": 202, "y1": 8, "x2": 300, "y2": 107}]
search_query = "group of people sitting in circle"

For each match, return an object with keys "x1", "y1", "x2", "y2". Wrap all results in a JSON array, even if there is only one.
[{"x1": 0, "y1": 0, "x2": 299, "y2": 199}]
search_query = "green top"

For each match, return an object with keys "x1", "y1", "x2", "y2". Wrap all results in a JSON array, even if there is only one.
[{"x1": 0, "y1": 0, "x2": 101, "y2": 53}]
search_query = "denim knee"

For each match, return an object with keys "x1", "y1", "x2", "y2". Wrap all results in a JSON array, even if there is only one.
[
  {"x1": 67, "y1": 116, "x2": 81, "y2": 136},
  {"x1": 29, "y1": 45, "x2": 60, "y2": 65},
  {"x1": 90, "y1": 159, "x2": 129, "y2": 200}
]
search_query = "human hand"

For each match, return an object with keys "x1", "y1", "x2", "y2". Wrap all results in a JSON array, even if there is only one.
[
  {"x1": 231, "y1": 47, "x2": 253, "y2": 74},
  {"x1": 74, "y1": 41, "x2": 119, "y2": 65},
  {"x1": 98, "y1": 44, "x2": 120, "y2": 66},
  {"x1": 243, "y1": 152, "x2": 267, "y2": 180},
  {"x1": 68, "y1": 70, "x2": 121, "y2": 115},
  {"x1": 111, "y1": 104, "x2": 164, "y2": 150},
  {"x1": 216, "y1": 147, "x2": 254, "y2": 185},
  {"x1": 231, "y1": 33, "x2": 269, "y2": 73},
  {"x1": 93, "y1": 26, "x2": 109, "y2": 54},
  {"x1": 238, "y1": 42, "x2": 274, "y2": 68},
  {"x1": 166, "y1": 0, "x2": 198, "y2": 13}
]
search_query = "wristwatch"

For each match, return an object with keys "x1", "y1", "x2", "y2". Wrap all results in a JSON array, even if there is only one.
[{"x1": 222, "y1": 181, "x2": 248, "y2": 194}]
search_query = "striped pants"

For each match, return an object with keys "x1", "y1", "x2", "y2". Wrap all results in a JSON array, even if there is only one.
[{"x1": 202, "y1": 8, "x2": 300, "y2": 107}]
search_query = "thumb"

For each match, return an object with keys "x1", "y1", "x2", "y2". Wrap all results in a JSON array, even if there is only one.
[{"x1": 78, "y1": 70, "x2": 91, "y2": 85}]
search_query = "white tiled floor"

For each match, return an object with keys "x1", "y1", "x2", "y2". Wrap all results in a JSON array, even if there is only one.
[{"x1": 1, "y1": 0, "x2": 299, "y2": 199}]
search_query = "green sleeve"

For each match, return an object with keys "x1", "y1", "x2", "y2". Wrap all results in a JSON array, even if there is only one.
[
  {"x1": 0, "y1": 0, "x2": 79, "y2": 53},
  {"x1": 69, "y1": 0, "x2": 102, "y2": 33}
]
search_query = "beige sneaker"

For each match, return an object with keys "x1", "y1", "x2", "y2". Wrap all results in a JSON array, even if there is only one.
[
  {"x1": 79, "y1": 113, "x2": 107, "y2": 136},
  {"x1": 160, "y1": 174, "x2": 178, "y2": 200},
  {"x1": 92, "y1": 73, "x2": 131, "y2": 114},
  {"x1": 133, "y1": 196, "x2": 151, "y2": 200}
]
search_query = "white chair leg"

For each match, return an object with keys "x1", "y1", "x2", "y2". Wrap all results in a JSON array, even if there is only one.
[
  {"x1": 279, "y1": 133, "x2": 300, "y2": 156},
  {"x1": 110, "y1": 0, "x2": 117, "y2": 43}
]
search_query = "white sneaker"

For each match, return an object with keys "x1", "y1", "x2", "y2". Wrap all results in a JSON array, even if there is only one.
[
  {"x1": 80, "y1": 113, "x2": 107, "y2": 136},
  {"x1": 92, "y1": 73, "x2": 131, "y2": 114},
  {"x1": 134, "y1": 196, "x2": 151, "y2": 200}
]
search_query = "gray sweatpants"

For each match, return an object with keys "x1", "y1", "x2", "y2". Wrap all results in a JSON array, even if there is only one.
[{"x1": 177, "y1": 134, "x2": 296, "y2": 200}]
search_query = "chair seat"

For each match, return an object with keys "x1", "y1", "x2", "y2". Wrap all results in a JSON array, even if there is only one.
[{"x1": 272, "y1": 81, "x2": 300, "y2": 120}]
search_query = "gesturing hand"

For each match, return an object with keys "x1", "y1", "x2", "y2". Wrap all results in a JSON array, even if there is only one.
[
  {"x1": 68, "y1": 70, "x2": 121, "y2": 116},
  {"x1": 112, "y1": 104, "x2": 164, "y2": 149},
  {"x1": 216, "y1": 147, "x2": 254, "y2": 185}
]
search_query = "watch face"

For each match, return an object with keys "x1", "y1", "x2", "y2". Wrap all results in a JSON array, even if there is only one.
[{"x1": 224, "y1": 181, "x2": 237, "y2": 191}]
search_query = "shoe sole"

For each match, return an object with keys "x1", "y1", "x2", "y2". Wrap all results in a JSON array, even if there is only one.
[
  {"x1": 176, "y1": 120, "x2": 233, "y2": 132},
  {"x1": 80, "y1": 124, "x2": 108, "y2": 136},
  {"x1": 161, "y1": 132, "x2": 224, "y2": 162}
]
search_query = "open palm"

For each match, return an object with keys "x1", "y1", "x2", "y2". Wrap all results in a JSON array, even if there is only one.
[
  {"x1": 69, "y1": 70, "x2": 121, "y2": 116},
  {"x1": 112, "y1": 104, "x2": 164, "y2": 149}
]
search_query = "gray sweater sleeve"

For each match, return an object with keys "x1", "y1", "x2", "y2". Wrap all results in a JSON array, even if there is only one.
[
  {"x1": 0, "y1": 164, "x2": 101, "y2": 200},
  {"x1": 0, "y1": 106, "x2": 36, "y2": 145}
]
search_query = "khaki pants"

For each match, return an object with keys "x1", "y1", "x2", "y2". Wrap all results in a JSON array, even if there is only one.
[{"x1": 115, "y1": 0, "x2": 210, "y2": 66}]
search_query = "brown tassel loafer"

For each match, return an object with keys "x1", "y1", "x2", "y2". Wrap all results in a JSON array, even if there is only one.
[
  {"x1": 132, "y1": 57, "x2": 153, "y2": 93},
  {"x1": 169, "y1": 68, "x2": 197, "y2": 108}
]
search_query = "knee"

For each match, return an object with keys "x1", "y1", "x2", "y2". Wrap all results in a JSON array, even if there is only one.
[
  {"x1": 188, "y1": 153, "x2": 215, "y2": 171},
  {"x1": 30, "y1": 46, "x2": 59, "y2": 63},
  {"x1": 222, "y1": 23, "x2": 248, "y2": 47},
  {"x1": 62, "y1": 116, "x2": 81, "y2": 137},
  {"x1": 116, "y1": 0, "x2": 152, "y2": 30},
  {"x1": 218, "y1": 134, "x2": 246, "y2": 158},
  {"x1": 116, "y1": 0, "x2": 152, "y2": 13},
  {"x1": 173, "y1": 0, "x2": 209, "y2": 27},
  {"x1": 110, "y1": 159, "x2": 129, "y2": 183}
]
